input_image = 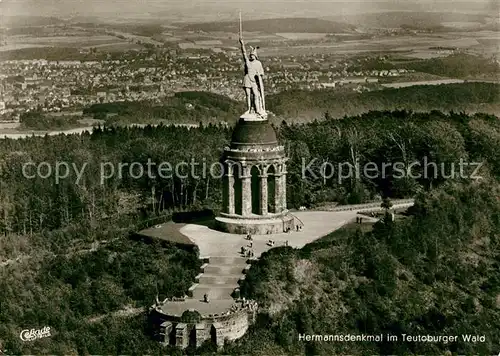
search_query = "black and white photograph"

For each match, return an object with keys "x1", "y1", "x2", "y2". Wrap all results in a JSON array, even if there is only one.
[{"x1": 0, "y1": 0, "x2": 498, "y2": 354}]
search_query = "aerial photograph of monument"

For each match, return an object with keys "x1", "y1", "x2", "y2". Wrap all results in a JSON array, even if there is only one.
[{"x1": 0, "y1": 0, "x2": 498, "y2": 354}]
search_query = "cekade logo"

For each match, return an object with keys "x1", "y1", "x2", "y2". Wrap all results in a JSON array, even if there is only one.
[{"x1": 20, "y1": 327, "x2": 51, "y2": 341}]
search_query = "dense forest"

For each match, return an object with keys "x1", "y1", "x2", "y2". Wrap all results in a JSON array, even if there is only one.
[
  {"x1": 400, "y1": 54, "x2": 500, "y2": 79},
  {"x1": 0, "y1": 224, "x2": 200, "y2": 355},
  {"x1": 233, "y1": 181, "x2": 499, "y2": 355},
  {"x1": 103, "y1": 83, "x2": 500, "y2": 125},
  {"x1": 83, "y1": 91, "x2": 243, "y2": 126},
  {"x1": 0, "y1": 108, "x2": 499, "y2": 354},
  {"x1": 15, "y1": 84, "x2": 500, "y2": 130},
  {"x1": 1, "y1": 110, "x2": 499, "y2": 237},
  {"x1": 268, "y1": 83, "x2": 500, "y2": 121},
  {"x1": 20, "y1": 112, "x2": 84, "y2": 130}
]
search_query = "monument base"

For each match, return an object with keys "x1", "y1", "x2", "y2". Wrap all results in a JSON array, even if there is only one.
[
  {"x1": 215, "y1": 213, "x2": 294, "y2": 235},
  {"x1": 240, "y1": 111, "x2": 268, "y2": 121}
]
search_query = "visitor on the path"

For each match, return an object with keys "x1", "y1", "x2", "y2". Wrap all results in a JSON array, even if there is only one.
[
  {"x1": 285, "y1": 240, "x2": 288, "y2": 247},
  {"x1": 204, "y1": 293, "x2": 209, "y2": 303}
]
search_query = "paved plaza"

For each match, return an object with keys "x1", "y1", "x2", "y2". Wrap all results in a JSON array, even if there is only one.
[{"x1": 180, "y1": 210, "x2": 359, "y2": 258}]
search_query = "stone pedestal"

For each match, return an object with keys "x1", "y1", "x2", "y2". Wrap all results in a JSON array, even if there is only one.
[
  {"x1": 240, "y1": 111, "x2": 268, "y2": 121},
  {"x1": 216, "y1": 117, "x2": 290, "y2": 235},
  {"x1": 215, "y1": 214, "x2": 294, "y2": 235}
]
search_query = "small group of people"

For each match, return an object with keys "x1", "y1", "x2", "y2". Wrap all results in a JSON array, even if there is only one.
[
  {"x1": 241, "y1": 245, "x2": 254, "y2": 257},
  {"x1": 267, "y1": 240, "x2": 275, "y2": 247},
  {"x1": 240, "y1": 233, "x2": 255, "y2": 257},
  {"x1": 356, "y1": 216, "x2": 364, "y2": 224},
  {"x1": 285, "y1": 224, "x2": 303, "y2": 233}
]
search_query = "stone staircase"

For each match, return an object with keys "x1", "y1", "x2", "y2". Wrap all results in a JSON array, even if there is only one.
[
  {"x1": 197, "y1": 274, "x2": 242, "y2": 285},
  {"x1": 190, "y1": 256, "x2": 249, "y2": 301},
  {"x1": 203, "y1": 265, "x2": 247, "y2": 275},
  {"x1": 192, "y1": 286, "x2": 238, "y2": 300}
]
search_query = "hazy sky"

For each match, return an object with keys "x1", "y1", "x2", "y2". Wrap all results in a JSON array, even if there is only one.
[{"x1": 0, "y1": 0, "x2": 497, "y2": 22}]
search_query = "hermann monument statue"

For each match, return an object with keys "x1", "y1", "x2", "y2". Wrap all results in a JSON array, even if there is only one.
[
  {"x1": 214, "y1": 13, "x2": 294, "y2": 235},
  {"x1": 238, "y1": 12, "x2": 267, "y2": 119}
]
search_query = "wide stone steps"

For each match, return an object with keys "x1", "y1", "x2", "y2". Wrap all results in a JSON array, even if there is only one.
[
  {"x1": 203, "y1": 265, "x2": 247, "y2": 275},
  {"x1": 187, "y1": 255, "x2": 250, "y2": 302},
  {"x1": 208, "y1": 256, "x2": 248, "y2": 265},
  {"x1": 197, "y1": 274, "x2": 242, "y2": 285},
  {"x1": 192, "y1": 285, "x2": 236, "y2": 300}
]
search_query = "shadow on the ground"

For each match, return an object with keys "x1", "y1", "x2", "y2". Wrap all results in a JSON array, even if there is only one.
[{"x1": 172, "y1": 209, "x2": 215, "y2": 224}]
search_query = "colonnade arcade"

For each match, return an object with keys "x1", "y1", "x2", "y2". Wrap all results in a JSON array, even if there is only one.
[{"x1": 224, "y1": 161, "x2": 287, "y2": 217}]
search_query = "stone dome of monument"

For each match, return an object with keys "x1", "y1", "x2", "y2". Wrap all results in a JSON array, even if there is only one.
[{"x1": 230, "y1": 118, "x2": 277, "y2": 147}]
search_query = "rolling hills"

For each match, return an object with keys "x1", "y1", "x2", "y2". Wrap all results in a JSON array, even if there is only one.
[{"x1": 181, "y1": 18, "x2": 356, "y2": 34}]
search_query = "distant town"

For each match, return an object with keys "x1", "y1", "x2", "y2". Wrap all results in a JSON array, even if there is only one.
[
  {"x1": 0, "y1": 14, "x2": 498, "y2": 121},
  {"x1": 0, "y1": 50, "x2": 473, "y2": 119}
]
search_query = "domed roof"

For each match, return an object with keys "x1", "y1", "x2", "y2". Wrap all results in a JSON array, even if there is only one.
[{"x1": 230, "y1": 118, "x2": 277, "y2": 146}]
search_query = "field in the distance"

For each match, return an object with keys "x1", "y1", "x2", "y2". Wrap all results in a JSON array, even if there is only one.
[
  {"x1": 259, "y1": 31, "x2": 499, "y2": 59},
  {"x1": 6, "y1": 34, "x2": 124, "y2": 47}
]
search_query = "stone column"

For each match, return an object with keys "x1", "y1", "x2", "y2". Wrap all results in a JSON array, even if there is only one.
[
  {"x1": 281, "y1": 172, "x2": 287, "y2": 211},
  {"x1": 195, "y1": 324, "x2": 207, "y2": 348},
  {"x1": 259, "y1": 173, "x2": 268, "y2": 215},
  {"x1": 175, "y1": 323, "x2": 188, "y2": 349},
  {"x1": 216, "y1": 329, "x2": 225, "y2": 349},
  {"x1": 159, "y1": 321, "x2": 173, "y2": 345},
  {"x1": 274, "y1": 172, "x2": 282, "y2": 213},
  {"x1": 241, "y1": 165, "x2": 252, "y2": 216},
  {"x1": 227, "y1": 172, "x2": 235, "y2": 215}
]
